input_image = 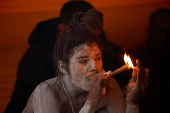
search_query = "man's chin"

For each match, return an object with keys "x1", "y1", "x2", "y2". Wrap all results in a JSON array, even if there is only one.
[
  {"x1": 77, "y1": 86, "x2": 89, "y2": 92},
  {"x1": 72, "y1": 81, "x2": 90, "y2": 91},
  {"x1": 81, "y1": 83, "x2": 90, "y2": 91}
]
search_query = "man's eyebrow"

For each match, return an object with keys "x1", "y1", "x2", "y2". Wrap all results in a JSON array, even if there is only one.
[
  {"x1": 96, "y1": 53, "x2": 102, "y2": 56},
  {"x1": 76, "y1": 56, "x2": 88, "y2": 59},
  {"x1": 76, "y1": 53, "x2": 101, "y2": 59}
]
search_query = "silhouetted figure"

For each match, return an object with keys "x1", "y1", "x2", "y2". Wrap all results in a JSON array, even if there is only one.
[
  {"x1": 128, "y1": 8, "x2": 170, "y2": 113},
  {"x1": 4, "y1": 1, "x2": 93, "y2": 113},
  {"x1": 5, "y1": 1, "x2": 125, "y2": 113}
]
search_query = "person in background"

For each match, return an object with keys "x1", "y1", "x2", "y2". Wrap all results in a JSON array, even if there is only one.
[
  {"x1": 128, "y1": 8, "x2": 170, "y2": 113},
  {"x1": 23, "y1": 9, "x2": 149, "y2": 113},
  {"x1": 4, "y1": 1, "x2": 93, "y2": 113},
  {"x1": 5, "y1": 1, "x2": 126, "y2": 113}
]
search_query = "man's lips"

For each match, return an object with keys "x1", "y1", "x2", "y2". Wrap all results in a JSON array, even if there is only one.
[{"x1": 86, "y1": 72, "x2": 98, "y2": 81}]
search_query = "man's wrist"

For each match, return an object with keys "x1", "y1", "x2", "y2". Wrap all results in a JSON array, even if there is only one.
[
  {"x1": 126, "y1": 102, "x2": 139, "y2": 113},
  {"x1": 79, "y1": 100, "x2": 97, "y2": 113}
]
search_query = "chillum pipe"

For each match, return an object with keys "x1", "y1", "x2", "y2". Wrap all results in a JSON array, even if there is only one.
[
  {"x1": 109, "y1": 65, "x2": 129, "y2": 77},
  {"x1": 102, "y1": 65, "x2": 131, "y2": 95}
]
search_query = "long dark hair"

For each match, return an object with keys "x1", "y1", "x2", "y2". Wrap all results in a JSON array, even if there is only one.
[{"x1": 54, "y1": 9, "x2": 104, "y2": 75}]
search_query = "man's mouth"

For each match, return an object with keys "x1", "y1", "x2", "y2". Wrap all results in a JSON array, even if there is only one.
[
  {"x1": 86, "y1": 72, "x2": 98, "y2": 81},
  {"x1": 86, "y1": 76, "x2": 92, "y2": 81}
]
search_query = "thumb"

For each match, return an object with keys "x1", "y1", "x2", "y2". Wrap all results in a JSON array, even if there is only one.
[{"x1": 136, "y1": 58, "x2": 144, "y2": 86}]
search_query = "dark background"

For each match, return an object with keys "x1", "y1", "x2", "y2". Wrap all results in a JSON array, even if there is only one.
[{"x1": 0, "y1": 0, "x2": 170, "y2": 112}]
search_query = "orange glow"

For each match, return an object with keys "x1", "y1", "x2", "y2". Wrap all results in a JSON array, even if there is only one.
[{"x1": 124, "y1": 53, "x2": 134, "y2": 68}]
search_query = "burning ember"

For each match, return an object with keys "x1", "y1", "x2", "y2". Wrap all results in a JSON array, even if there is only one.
[
  {"x1": 124, "y1": 53, "x2": 134, "y2": 69},
  {"x1": 109, "y1": 52, "x2": 134, "y2": 77},
  {"x1": 102, "y1": 52, "x2": 134, "y2": 95}
]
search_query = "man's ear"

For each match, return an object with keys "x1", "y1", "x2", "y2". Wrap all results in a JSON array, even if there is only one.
[{"x1": 57, "y1": 60, "x2": 68, "y2": 74}]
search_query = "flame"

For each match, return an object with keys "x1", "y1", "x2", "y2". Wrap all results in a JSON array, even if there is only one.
[{"x1": 124, "y1": 53, "x2": 134, "y2": 68}]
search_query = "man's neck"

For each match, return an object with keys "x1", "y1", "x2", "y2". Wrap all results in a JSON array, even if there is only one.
[{"x1": 62, "y1": 74, "x2": 88, "y2": 99}]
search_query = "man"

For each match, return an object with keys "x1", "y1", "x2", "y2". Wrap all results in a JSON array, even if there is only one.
[{"x1": 23, "y1": 9, "x2": 148, "y2": 113}]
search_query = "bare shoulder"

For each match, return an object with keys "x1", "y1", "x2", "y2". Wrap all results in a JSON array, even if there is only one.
[
  {"x1": 107, "y1": 78, "x2": 126, "y2": 112},
  {"x1": 35, "y1": 77, "x2": 57, "y2": 92},
  {"x1": 105, "y1": 77, "x2": 124, "y2": 102},
  {"x1": 107, "y1": 77, "x2": 122, "y2": 94},
  {"x1": 23, "y1": 77, "x2": 62, "y2": 113},
  {"x1": 33, "y1": 77, "x2": 61, "y2": 103}
]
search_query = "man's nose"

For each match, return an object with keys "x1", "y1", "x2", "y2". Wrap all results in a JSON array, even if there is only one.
[{"x1": 88, "y1": 60, "x2": 98, "y2": 72}]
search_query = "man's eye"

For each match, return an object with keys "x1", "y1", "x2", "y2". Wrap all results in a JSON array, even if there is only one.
[
  {"x1": 95, "y1": 57, "x2": 101, "y2": 61},
  {"x1": 79, "y1": 60, "x2": 87, "y2": 64}
]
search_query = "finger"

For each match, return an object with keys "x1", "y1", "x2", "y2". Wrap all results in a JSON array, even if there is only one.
[
  {"x1": 101, "y1": 72, "x2": 110, "y2": 80},
  {"x1": 145, "y1": 68, "x2": 150, "y2": 77},
  {"x1": 102, "y1": 87, "x2": 106, "y2": 95},
  {"x1": 144, "y1": 68, "x2": 150, "y2": 87},
  {"x1": 138, "y1": 66, "x2": 149, "y2": 89},
  {"x1": 136, "y1": 59, "x2": 149, "y2": 93},
  {"x1": 136, "y1": 59, "x2": 145, "y2": 72},
  {"x1": 100, "y1": 71, "x2": 111, "y2": 86},
  {"x1": 104, "y1": 71, "x2": 111, "y2": 83},
  {"x1": 98, "y1": 76, "x2": 107, "y2": 96},
  {"x1": 91, "y1": 69, "x2": 108, "y2": 88},
  {"x1": 130, "y1": 67, "x2": 137, "y2": 83},
  {"x1": 136, "y1": 59, "x2": 145, "y2": 86},
  {"x1": 91, "y1": 75, "x2": 102, "y2": 92},
  {"x1": 99, "y1": 75, "x2": 107, "y2": 87},
  {"x1": 100, "y1": 69, "x2": 105, "y2": 73},
  {"x1": 91, "y1": 69, "x2": 105, "y2": 81}
]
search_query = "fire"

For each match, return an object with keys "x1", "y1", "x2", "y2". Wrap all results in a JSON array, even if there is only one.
[{"x1": 124, "y1": 53, "x2": 134, "y2": 69}]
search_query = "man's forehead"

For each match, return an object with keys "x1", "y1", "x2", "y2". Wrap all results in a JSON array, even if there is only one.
[{"x1": 72, "y1": 43, "x2": 101, "y2": 55}]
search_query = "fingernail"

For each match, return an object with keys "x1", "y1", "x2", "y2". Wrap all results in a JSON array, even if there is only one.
[
  {"x1": 136, "y1": 58, "x2": 140, "y2": 64},
  {"x1": 136, "y1": 58, "x2": 140, "y2": 69}
]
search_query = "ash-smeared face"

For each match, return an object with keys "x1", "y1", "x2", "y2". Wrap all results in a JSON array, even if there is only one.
[{"x1": 68, "y1": 42, "x2": 103, "y2": 91}]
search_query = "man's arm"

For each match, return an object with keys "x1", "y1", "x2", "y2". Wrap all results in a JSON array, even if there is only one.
[
  {"x1": 79, "y1": 77, "x2": 126, "y2": 113},
  {"x1": 79, "y1": 100, "x2": 97, "y2": 113},
  {"x1": 106, "y1": 78, "x2": 126, "y2": 113}
]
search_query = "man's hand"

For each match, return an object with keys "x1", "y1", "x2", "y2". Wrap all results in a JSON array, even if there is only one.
[
  {"x1": 80, "y1": 69, "x2": 110, "y2": 113},
  {"x1": 125, "y1": 59, "x2": 149, "y2": 105},
  {"x1": 87, "y1": 69, "x2": 109, "y2": 104}
]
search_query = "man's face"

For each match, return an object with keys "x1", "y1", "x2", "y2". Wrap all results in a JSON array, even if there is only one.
[
  {"x1": 148, "y1": 13, "x2": 170, "y2": 53},
  {"x1": 68, "y1": 43, "x2": 103, "y2": 91}
]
